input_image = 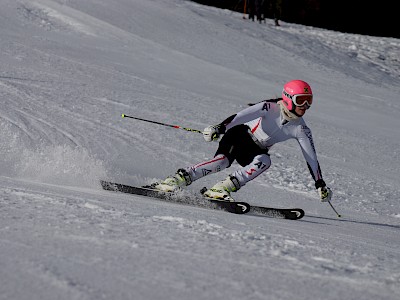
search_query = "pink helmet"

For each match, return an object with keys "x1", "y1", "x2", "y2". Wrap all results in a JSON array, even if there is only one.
[{"x1": 282, "y1": 80, "x2": 313, "y2": 112}]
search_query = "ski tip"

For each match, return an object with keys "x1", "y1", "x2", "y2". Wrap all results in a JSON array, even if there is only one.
[{"x1": 121, "y1": 114, "x2": 125, "y2": 118}]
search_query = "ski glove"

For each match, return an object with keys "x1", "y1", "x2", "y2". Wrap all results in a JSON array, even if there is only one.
[
  {"x1": 315, "y1": 179, "x2": 332, "y2": 202},
  {"x1": 203, "y1": 124, "x2": 225, "y2": 142},
  {"x1": 318, "y1": 186, "x2": 333, "y2": 202}
]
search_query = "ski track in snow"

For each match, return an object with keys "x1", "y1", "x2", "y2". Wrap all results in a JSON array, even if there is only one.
[{"x1": 1, "y1": 0, "x2": 399, "y2": 299}]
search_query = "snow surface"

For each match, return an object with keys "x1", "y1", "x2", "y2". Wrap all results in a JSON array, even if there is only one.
[{"x1": 1, "y1": 0, "x2": 399, "y2": 299}]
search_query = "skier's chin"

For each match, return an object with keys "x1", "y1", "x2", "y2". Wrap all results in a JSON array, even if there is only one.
[{"x1": 295, "y1": 107, "x2": 307, "y2": 116}]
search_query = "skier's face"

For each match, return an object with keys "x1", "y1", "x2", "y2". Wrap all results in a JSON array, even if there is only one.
[{"x1": 294, "y1": 103, "x2": 310, "y2": 116}]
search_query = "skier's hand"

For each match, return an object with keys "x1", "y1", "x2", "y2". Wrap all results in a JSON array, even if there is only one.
[
  {"x1": 203, "y1": 125, "x2": 222, "y2": 142},
  {"x1": 318, "y1": 186, "x2": 333, "y2": 202}
]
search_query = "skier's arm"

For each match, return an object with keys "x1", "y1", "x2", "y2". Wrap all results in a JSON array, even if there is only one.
[
  {"x1": 296, "y1": 125, "x2": 324, "y2": 185},
  {"x1": 203, "y1": 102, "x2": 267, "y2": 141},
  {"x1": 296, "y1": 125, "x2": 333, "y2": 201},
  {"x1": 221, "y1": 102, "x2": 268, "y2": 132}
]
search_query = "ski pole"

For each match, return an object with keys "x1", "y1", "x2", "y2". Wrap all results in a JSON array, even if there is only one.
[
  {"x1": 121, "y1": 114, "x2": 203, "y2": 134},
  {"x1": 327, "y1": 200, "x2": 341, "y2": 218},
  {"x1": 248, "y1": 97, "x2": 283, "y2": 106}
]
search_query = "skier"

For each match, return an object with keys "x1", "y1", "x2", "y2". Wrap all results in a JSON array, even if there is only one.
[{"x1": 152, "y1": 80, "x2": 333, "y2": 203}]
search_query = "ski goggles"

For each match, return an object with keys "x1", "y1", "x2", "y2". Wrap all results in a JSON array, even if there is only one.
[{"x1": 283, "y1": 91, "x2": 313, "y2": 107}]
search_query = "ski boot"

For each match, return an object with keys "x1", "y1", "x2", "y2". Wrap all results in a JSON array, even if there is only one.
[
  {"x1": 149, "y1": 169, "x2": 192, "y2": 192},
  {"x1": 202, "y1": 176, "x2": 241, "y2": 202}
]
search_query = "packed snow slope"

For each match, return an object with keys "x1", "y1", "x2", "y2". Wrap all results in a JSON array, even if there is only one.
[{"x1": 1, "y1": 1, "x2": 399, "y2": 299}]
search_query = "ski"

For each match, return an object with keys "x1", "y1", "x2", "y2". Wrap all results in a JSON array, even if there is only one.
[
  {"x1": 249, "y1": 206, "x2": 304, "y2": 220},
  {"x1": 200, "y1": 186, "x2": 304, "y2": 220},
  {"x1": 100, "y1": 180, "x2": 304, "y2": 219},
  {"x1": 100, "y1": 180, "x2": 250, "y2": 214}
]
